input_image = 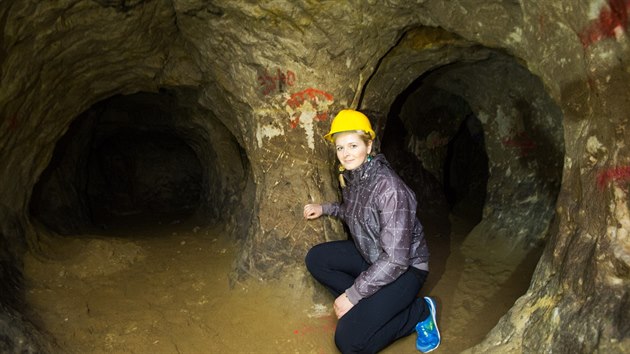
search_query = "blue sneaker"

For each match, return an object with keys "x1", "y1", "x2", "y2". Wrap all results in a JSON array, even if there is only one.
[{"x1": 415, "y1": 296, "x2": 441, "y2": 352}]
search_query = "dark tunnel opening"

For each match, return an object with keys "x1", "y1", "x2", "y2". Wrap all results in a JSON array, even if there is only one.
[
  {"x1": 86, "y1": 128, "x2": 203, "y2": 228},
  {"x1": 30, "y1": 91, "x2": 202, "y2": 234},
  {"x1": 381, "y1": 67, "x2": 490, "y2": 236},
  {"x1": 379, "y1": 51, "x2": 563, "y2": 244},
  {"x1": 28, "y1": 90, "x2": 250, "y2": 236},
  {"x1": 443, "y1": 113, "x2": 488, "y2": 221}
]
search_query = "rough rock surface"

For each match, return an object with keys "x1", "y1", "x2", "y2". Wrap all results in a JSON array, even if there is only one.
[{"x1": 0, "y1": 0, "x2": 629, "y2": 352}]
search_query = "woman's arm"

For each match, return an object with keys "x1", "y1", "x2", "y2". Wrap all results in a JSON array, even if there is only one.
[{"x1": 303, "y1": 202, "x2": 342, "y2": 219}]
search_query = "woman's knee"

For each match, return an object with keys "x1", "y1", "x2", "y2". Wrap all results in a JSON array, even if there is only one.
[
  {"x1": 306, "y1": 241, "x2": 352, "y2": 265},
  {"x1": 305, "y1": 243, "x2": 325, "y2": 273},
  {"x1": 334, "y1": 319, "x2": 366, "y2": 354}
]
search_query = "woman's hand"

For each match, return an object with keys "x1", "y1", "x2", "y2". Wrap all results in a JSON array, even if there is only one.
[
  {"x1": 303, "y1": 204, "x2": 323, "y2": 219},
  {"x1": 333, "y1": 293, "x2": 354, "y2": 319}
]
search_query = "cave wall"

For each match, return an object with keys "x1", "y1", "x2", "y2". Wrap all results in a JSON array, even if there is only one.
[{"x1": 0, "y1": 0, "x2": 629, "y2": 352}]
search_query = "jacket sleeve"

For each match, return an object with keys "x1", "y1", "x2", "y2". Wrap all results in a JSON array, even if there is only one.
[
  {"x1": 321, "y1": 202, "x2": 342, "y2": 218},
  {"x1": 345, "y1": 179, "x2": 416, "y2": 304}
]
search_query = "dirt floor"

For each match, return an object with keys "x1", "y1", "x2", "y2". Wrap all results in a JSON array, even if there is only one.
[{"x1": 24, "y1": 213, "x2": 542, "y2": 354}]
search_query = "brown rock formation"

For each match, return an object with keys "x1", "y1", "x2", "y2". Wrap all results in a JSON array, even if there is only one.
[{"x1": 0, "y1": 1, "x2": 627, "y2": 352}]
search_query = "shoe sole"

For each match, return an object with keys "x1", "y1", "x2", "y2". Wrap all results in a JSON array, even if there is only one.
[{"x1": 422, "y1": 296, "x2": 441, "y2": 353}]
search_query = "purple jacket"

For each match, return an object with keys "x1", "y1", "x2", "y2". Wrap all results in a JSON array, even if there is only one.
[{"x1": 322, "y1": 154, "x2": 429, "y2": 305}]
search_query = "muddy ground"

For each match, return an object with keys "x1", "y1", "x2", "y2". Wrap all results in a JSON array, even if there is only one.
[{"x1": 24, "y1": 213, "x2": 542, "y2": 354}]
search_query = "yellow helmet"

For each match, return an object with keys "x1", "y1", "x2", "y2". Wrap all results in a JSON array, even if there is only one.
[{"x1": 324, "y1": 109, "x2": 376, "y2": 142}]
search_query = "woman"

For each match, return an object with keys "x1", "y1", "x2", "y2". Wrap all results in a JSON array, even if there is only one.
[{"x1": 304, "y1": 109, "x2": 440, "y2": 353}]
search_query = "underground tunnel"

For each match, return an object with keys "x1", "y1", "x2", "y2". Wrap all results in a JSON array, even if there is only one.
[
  {"x1": 30, "y1": 92, "x2": 207, "y2": 234},
  {"x1": 2, "y1": 1, "x2": 629, "y2": 353},
  {"x1": 24, "y1": 41, "x2": 564, "y2": 354}
]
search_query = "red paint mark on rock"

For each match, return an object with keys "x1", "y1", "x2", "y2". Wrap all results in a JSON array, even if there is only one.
[
  {"x1": 286, "y1": 88, "x2": 333, "y2": 109},
  {"x1": 579, "y1": 0, "x2": 630, "y2": 47},
  {"x1": 291, "y1": 315, "x2": 337, "y2": 337},
  {"x1": 258, "y1": 68, "x2": 296, "y2": 95},
  {"x1": 286, "y1": 88, "x2": 334, "y2": 129},
  {"x1": 501, "y1": 132, "x2": 536, "y2": 157},
  {"x1": 597, "y1": 166, "x2": 630, "y2": 190},
  {"x1": 6, "y1": 115, "x2": 19, "y2": 131},
  {"x1": 426, "y1": 136, "x2": 449, "y2": 149}
]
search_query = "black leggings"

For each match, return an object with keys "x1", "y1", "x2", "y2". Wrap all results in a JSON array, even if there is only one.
[{"x1": 305, "y1": 240, "x2": 429, "y2": 354}]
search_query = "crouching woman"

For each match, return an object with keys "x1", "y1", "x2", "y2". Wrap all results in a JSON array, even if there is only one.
[{"x1": 304, "y1": 109, "x2": 440, "y2": 353}]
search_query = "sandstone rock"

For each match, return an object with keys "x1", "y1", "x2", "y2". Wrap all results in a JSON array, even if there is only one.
[{"x1": 0, "y1": 0, "x2": 628, "y2": 352}]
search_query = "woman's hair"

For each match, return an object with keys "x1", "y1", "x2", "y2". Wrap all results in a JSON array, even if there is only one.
[{"x1": 332, "y1": 130, "x2": 373, "y2": 145}]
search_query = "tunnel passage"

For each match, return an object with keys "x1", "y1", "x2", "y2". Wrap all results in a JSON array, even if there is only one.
[
  {"x1": 29, "y1": 90, "x2": 252, "y2": 235},
  {"x1": 86, "y1": 128, "x2": 202, "y2": 227},
  {"x1": 443, "y1": 114, "x2": 488, "y2": 220},
  {"x1": 377, "y1": 49, "x2": 564, "y2": 248},
  {"x1": 382, "y1": 87, "x2": 489, "y2": 232}
]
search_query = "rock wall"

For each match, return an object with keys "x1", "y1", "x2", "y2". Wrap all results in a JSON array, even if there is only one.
[{"x1": 0, "y1": 0, "x2": 628, "y2": 352}]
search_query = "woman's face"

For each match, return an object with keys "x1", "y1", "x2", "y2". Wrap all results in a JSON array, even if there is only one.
[{"x1": 334, "y1": 131, "x2": 373, "y2": 171}]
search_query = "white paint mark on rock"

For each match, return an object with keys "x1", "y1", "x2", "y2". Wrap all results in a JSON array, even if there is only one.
[
  {"x1": 298, "y1": 103, "x2": 317, "y2": 150},
  {"x1": 256, "y1": 122, "x2": 284, "y2": 148},
  {"x1": 507, "y1": 27, "x2": 523, "y2": 45},
  {"x1": 588, "y1": 0, "x2": 608, "y2": 20},
  {"x1": 495, "y1": 105, "x2": 514, "y2": 138},
  {"x1": 477, "y1": 111, "x2": 489, "y2": 124},
  {"x1": 605, "y1": 186, "x2": 630, "y2": 286},
  {"x1": 586, "y1": 135, "x2": 605, "y2": 155}
]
